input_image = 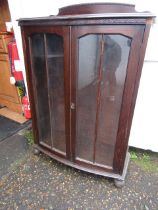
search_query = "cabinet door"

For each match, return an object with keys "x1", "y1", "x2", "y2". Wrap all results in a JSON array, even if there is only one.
[
  {"x1": 71, "y1": 25, "x2": 145, "y2": 173},
  {"x1": 24, "y1": 27, "x2": 70, "y2": 158}
]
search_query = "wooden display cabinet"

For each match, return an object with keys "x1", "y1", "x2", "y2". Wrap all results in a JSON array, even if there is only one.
[{"x1": 19, "y1": 3, "x2": 154, "y2": 187}]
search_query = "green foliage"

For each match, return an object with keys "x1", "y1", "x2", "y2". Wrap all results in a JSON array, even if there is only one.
[
  {"x1": 24, "y1": 130, "x2": 34, "y2": 145},
  {"x1": 130, "y1": 148, "x2": 158, "y2": 173},
  {"x1": 142, "y1": 153, "x2": 150, "y2": 161},
  {"x1": 130, "y1": 151, "x2": 138, "y2": 160},
  {"x1": 136, "y1": 159, "x2": 158, "y2": 173}
]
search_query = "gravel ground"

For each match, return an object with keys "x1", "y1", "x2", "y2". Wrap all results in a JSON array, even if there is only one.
[{"x1": 0, "y1": 143, "x2": 158, "y2": 210}]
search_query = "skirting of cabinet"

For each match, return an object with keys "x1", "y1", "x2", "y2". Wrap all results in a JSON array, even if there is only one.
[{"x1": 33, "y1": 144, "x2": 130, "y2": 182}]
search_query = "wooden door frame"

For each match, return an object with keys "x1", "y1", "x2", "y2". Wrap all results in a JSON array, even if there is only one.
[
  {"x1": 71, "y1": 24, "x2": 145, "y2": 174},
  {"x1": 21, "y1": 26, "x2": 71, "y2": 159}
]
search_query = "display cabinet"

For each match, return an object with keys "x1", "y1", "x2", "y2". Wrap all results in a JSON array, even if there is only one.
[{"x1": 19, "y1": 3, "x2": 154, "y2": 187}]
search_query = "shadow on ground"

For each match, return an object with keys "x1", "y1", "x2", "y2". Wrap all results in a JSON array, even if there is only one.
[{"x1": 0, "y1": 132, "x2": 158, "y2": 210}]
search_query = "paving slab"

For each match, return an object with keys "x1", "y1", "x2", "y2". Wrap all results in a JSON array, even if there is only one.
[{"x1": 0, "y1": 134, "x2": 29, "y2": 178}]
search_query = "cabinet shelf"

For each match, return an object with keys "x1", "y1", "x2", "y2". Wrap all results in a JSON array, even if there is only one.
[
  {"x1": 47, "y1": 54, "x2": 64, "y2": 58},
  {"x1": 32, "y1": 54, "x2": 63, "y2": 58}
]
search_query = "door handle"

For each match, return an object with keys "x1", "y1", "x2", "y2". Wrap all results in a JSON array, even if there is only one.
[{"x1": 70, "y1": 102, "x2": 75, "y2": 110}]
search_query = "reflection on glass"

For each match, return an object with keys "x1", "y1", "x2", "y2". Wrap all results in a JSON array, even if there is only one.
[
  {"x1": 76, "y1": 35, "x2": 100, "y2": 162},
  {"x1": 30, "y1": 34, "x2": 52, "y2": 146},
  {"x1": 76, "y1": 34, "x2": 131, "y2": 167},
  {"x1": 46, "y1": 34, "x2": 66, "y2": 154},
  {"x1": 95, "y1": 35, "x2": 131, "y2": 166},
  {"x1": 30, "y1": 33, "x2": 66, "y2": 154}
]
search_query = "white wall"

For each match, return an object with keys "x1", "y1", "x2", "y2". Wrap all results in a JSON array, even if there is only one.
[
  {"x1": 128, "y1": 1, "x2": 158, "y2": 152},
  {"x1": 7, "y1": 0, "x2": 158, "y2": 151}
]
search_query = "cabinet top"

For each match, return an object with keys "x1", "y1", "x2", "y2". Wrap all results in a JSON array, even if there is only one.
[
  {"x1": 58, "y1": 3, "x2": 137, "y2": 15},
  {"x1": 18, "y1": 3, "x2": 155, "y2": 26}
]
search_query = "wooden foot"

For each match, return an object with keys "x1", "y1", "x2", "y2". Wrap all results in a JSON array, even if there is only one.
[
  {"x1": 33, "y1": 148, "x2": 40, "y2": 155},
  {"x1": 113, "y1": 152, "x2": 130, "y2": 188},
  {"x1": 114, "y1": 179, "x2": 125, "y2": 188}
]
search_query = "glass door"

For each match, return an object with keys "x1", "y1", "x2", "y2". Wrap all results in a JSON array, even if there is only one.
[
  {"x1": 26, "y1": 27, "x2": 70, "y2": 158},
  {"x1": 71, "y1": 25, "x2": 145, "y2": 173}
]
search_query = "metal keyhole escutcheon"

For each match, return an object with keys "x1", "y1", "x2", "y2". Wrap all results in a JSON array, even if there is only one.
[{"x1": 71, "y1": 102, "x2": 75, "y2": 110}]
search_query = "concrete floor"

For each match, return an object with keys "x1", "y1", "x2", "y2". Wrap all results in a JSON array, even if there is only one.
[{"x1": 0, "y1": 132, "x2": 158, "y2": 210}]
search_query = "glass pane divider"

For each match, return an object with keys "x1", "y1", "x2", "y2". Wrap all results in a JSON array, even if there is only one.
[
  {"x1": 76, "y1": 33, "x2": 131, "y2": 167},
  {"x1": 43, "y1": 33, "x2": 54, "y2": 149},
  {"x1": 93, "y1": 34, "x2": 104, "y2": 163},
  {"x1": 28, "y1": 36, "x2": 41, "y2": 143}
]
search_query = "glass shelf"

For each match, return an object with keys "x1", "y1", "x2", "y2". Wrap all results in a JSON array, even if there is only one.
[
  {"x1": 47, "y1": 54, "x2": 64, "y2": 58},
  {"x1": 32, "y1": 54, "x2": 64, "y2": 58}
]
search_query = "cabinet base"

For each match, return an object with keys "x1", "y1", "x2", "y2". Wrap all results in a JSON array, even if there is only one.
[{"x1": 33, "y1": 144, "x2": 130, "y2": 186}]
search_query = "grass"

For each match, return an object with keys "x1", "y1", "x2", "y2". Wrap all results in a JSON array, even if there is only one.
[
  {"x1": 130, "y1": 147, "x2": 158, "y2": 173},
  {"x1": 8, "y1": 156, "x2": 27, "y2": 172},
  {"x1": 24, "y1": 130, "x2": 34, "y2": 145}
]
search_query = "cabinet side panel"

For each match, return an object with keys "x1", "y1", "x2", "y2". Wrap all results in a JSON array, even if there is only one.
[
  {"x1": 113, "y1": 26, "x2": 146, "y2": 174},
  {"x1": 21, "y1": 28, "x2": 40, "y2": 144}
]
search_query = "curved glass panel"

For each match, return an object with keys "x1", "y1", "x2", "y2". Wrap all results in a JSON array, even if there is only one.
[
  {"x1": 30, "y1": 33, "x2": 52, "y2": 147},
  {"x1": 30, "y1": 33, "x2": 66, "y2": 154},
  {"x1": 46, "y1": 34, "x2": 66, "y2": 154},
  {"x1": 76, "y1": 34, "x2": 131, "y2": 166},
  {"x1": 76, "y1": 35, "x2": 99, "y2": 162}
]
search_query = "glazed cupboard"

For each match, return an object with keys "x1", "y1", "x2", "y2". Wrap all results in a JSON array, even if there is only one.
[{"x1": 19, "y1": 3, "x2": 154, "y2": 187}]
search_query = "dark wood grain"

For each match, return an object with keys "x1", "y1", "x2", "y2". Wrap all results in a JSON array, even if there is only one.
[
  {"x1": 58, "y1": 3, "x2": 136, "y2": 15},
  {"x1": 71, "y1": 25, "x2": 145, "y2": 172},
  {"x1": 117, "y1": 18, "x2": 153, "y2": 173},
  {"x1": 18, "y1": 3, "x2": 154, "y2": 26},
  {"x1": 22, "y1": 26, "x2": 71, "y2": 159},
  {"x1": 19, "y1": 18, "x2": 147, "y2": 27},
  {"x1": 93, "y1": 35, "x2": 104, "y2": 164},
  {"x1": 19, "y1": 4, "x2": 154, "y2": 182},
  {"x1": 21, "y1": 28, "x2": 39, "y2": 145},
  {"x1": 113, "y1": 26, "x2": 145, "y2": 174}
]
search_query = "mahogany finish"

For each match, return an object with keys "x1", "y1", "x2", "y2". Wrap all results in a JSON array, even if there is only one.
[
  {"x1": 58, "y1": 3, "x2": 136, "y2": 15},
  {"x1": 19, "y1": 3, "x2": 154, "y2": 186}
]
